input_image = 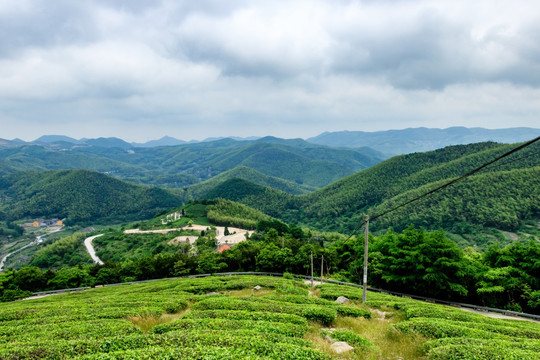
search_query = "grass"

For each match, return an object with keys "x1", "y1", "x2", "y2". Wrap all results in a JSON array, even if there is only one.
[
  {"x1": 127, "y1": 312, "x2": 186, "y2": 333},
  {"x1": 228, "y1": 288, "x2": 274, "y2": 297}
]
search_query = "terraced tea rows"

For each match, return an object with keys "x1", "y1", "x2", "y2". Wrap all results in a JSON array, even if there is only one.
[{"x1": 0, "y1": 275, "x2": 538, "y2": 359}]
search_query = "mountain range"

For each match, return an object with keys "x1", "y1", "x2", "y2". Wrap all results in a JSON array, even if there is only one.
[
  {"x1": 1, "y1": 126, "x2": 538, "y2": 155},
  {"x1": 307, "y1": 127, "x2": 540, "y2": 154},
  {"x1": 0, "y1": 137, "x2": 386, "y2": 189},
  {"x1": 199, "y1": 141, "x2": 540, "y2": 234},
  {"x1": 0, "y1": 127, "x2": 538, "y2": 238}
]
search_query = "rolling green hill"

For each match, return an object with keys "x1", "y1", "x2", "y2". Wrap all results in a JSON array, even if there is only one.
[
  {"x1": 203, "y1": 141, "x2": 540, "y2": 234},
  {"x1": 0, "y1": 170, "x2": 181, "y2": 224},
  {"x1": 203, "y1": 178, "x2": 295, "y2": 218},
  {"x1": 0, "y1": 138, "x2": 387, "y2": 189},
  {"x1": 183, "y1": 166, "x2": 314, "y2": 199}
]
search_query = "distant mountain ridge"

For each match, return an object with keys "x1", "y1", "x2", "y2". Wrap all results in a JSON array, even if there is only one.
[
  {"x1": 0, "y1": 137, "x2": 387, "y2": 189},
  {"x1": 3, "y1": 127, "x2": 538, "y2": 152},
  {"x1": 200, "y1": 141, "x2": 540, "y2": 234},
  {"x1": 307, "y1": 127, "x2": 540, "y2": 154}
]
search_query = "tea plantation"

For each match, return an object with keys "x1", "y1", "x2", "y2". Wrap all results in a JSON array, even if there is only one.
[{"x1": 0, "y1": 275, "x2": 538, "y2": 359}]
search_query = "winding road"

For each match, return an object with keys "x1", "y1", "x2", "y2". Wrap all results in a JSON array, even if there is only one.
[
  {"x1": 0, "y1": 226, "x2": 64, "y2": 272},
  {"x1": 81, "y1": 225, "x2": 254, "y2": 265},
  {"x1": 84, "y1": 234, "x2": 104, "y2": 265}
]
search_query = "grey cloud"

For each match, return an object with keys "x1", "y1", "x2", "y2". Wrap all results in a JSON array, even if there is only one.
[
  {"x1": 0, "y1": 1, "x2": 98, "y2": 57},
  {"x1": 328, "y1": 12, "x2": 540, "y2": 90}
]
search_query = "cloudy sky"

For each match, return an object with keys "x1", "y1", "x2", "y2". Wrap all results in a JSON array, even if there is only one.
[{"x1": 1, "y1": 0, "x2": 539, "y2": 142}]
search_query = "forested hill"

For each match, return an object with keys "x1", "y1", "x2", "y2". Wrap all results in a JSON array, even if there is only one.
[
  {"x1": 0, "y1": 137, "x2": 387, "y2": 189},
  {"x1": 202, "y1": 141, "x2": 540, "y2": 233},
  {"x1": 182, "y1": 166, "x2": 313, "y2": 199},
  {"x1": 0, "y1": 170, "x2": 181, "y2": 224}
]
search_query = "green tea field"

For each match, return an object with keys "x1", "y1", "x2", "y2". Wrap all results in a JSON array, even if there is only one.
[{"x1": 0, "y1": 275, "x2": 538, "y2": 359}]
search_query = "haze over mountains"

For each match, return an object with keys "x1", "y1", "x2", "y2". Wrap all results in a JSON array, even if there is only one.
[
  {"x1": 307, "y1": 127, "x2": 540, "y2": 154},
  {"x1": 2, "y1": 127, "x2": 539, "y2": 155},
  {"x1": 0, "y1": 136, "x2": 387, "y2": 189},
  {"x1": 1, "y1": 126, "x2": 538, "y2": 232}
]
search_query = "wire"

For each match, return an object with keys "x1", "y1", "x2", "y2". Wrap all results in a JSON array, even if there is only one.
[
  {"x1": 481, "y1": 149, "x2": 540, "y2": 170},
  {"x1": 343, "y1": 136, "x2": 540, "y2": 241}
]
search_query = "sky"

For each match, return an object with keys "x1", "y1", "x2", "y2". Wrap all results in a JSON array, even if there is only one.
[{"x1": 1, "y1": 0, "x2": 539, "y2": 142}]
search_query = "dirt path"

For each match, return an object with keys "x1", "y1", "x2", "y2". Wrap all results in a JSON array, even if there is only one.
[
  {"x1": 84, "y1": 234, "x2": 104, "y2": 265},
  {"x1": 124, "y1": 225, "x2": 254, "y2": 246}
]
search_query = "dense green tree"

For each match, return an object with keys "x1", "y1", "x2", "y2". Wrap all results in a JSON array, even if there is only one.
[
  {"x1": 371, "y1": 226, "x2": 468, "y2": 299},
  {"x1": 256, "y1": 243, "x2": 293, "y2": 272},
  {"x1": 196, "y1": 253, "x2": 227, "y2": 274},
  {"x1": 12, "y1": 266, "x2": 47, "y2": 291},
  {"x1": 48, "y1": 267, "x2": 92, "y2": 289}
]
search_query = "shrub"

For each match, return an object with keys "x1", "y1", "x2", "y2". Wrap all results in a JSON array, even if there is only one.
[
  {"x1": 162, "y1": 299, "x2": 189, "y2": 314},
  {"x1": 321, "y1": 329, "x2": 373, "y2": 350},
  {"x1": 336, "y1": 306, "x2": 372, "y2": 319},
  {"x1": 301, "y1": 306, "x2": 337, "y2": 325}
]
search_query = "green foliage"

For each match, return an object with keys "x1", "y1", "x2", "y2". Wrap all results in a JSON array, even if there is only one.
[
  {"x1": 0, "y1": 275, "x2": 538, "y2": 360},
  {"x1": 300, "y1": 306, "x2": 337, "y2": 325},
  {"x1": 31, "y1": 233, "x2": 90, "y2": 268},
  {"x1": 163, "y1": 299, "x2": 188, "y2": 314},
  {"x1": 423, "y1": 338, "x2": 540, "y2": 360},
  {"x1": 206, "y1": 198, "x2": 273, "y2": 229},
  {"x1": 182, "y1": 309, "x2": 308, "y2": 325},
  {"x1": 12, "y1": 266, "x2": 47, "y2": 291},
  {"x1": 321, "y1": 329, "x2": 373, "y2": 350},
  {"x1": 47, "y1": 267, "x2": 93, "y2": 289},
  {"x1": 0, "y1": 170, "x2": 181, "y2": 224},
  {"x1": 371, "y1": 226, "x2": 468, "y2": 299}
]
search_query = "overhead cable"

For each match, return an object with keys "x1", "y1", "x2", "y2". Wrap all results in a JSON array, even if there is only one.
[{"x1": 344, "y1": 136, "x2": 540, "y2": 241}]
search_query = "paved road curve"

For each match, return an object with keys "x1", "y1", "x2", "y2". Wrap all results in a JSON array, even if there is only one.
[
  {"x1": 0, "y1": 226, "x2": 64, "y2": 271},
  {"x1": 84, "y1": 234, "x2": 104, "y2": 265}
]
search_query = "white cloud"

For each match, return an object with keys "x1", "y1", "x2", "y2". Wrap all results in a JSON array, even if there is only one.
[{"x1": 0, "y1": 0, "x2": 539, "y2": 141}]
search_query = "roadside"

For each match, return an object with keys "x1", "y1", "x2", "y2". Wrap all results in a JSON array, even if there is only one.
[
  {"x1": 0, "y1": 226, "x2": 64, "y2": 271},
  {"x1": 124, "y1": 225, "x2": 254, "y2": 246},
  {"x1": 84, "y1": 234, "x2": 104, "y2": 265},
  {"x1": 459, "y1": 306, "x2": 539, "y2": 323}
]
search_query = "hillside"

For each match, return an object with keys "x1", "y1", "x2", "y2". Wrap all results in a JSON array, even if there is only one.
[
  {"x1": 0, "y1": 137, "x2": 387, "y2": 189},
  {"x1": 203, "y1": 178, "x2": 296, "y2": 218},
  {"x1": 0, "y1": 170, "x2": 181, "y2": 224},
  {"x1": 203, "y1": 141, "x2": 540, "y2": 234},
  {"x1": 1, "y1": 275, "x2": 538, "y2": 359},
  {"x1": 183, "y1": 166, "x2": 313, "y2": 200},
  {"x1": 308, "y1": 127, "x2": 540, "y2": 154}
]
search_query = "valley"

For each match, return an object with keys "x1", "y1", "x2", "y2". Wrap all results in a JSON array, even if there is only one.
[{"x1": 0, "y1": 133, "x2": 539, "y2": 359}]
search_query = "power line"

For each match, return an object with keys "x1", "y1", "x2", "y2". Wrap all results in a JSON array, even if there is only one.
[
  {"x1": 344, "y1": 136, "x2": 540, "y2": 241},
  {"x1": 482, "y1": 149, "x2": 540, "y2": 170}
]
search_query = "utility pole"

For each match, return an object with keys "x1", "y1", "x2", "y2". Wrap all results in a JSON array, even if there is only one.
[
  {"x1": 321, "y1": 254, "x2": 324, "y2": 279},
  {"x1": 362, "y1": 215, "x2": 369, "y2": 303},
  {"x1": 310, "y1": 251, "x2": 314, "y2": 288}
]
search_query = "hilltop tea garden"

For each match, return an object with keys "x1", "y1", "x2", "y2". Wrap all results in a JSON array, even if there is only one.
[{"x1": 0, "y1": 275, "x2": 539, "y2": 360}]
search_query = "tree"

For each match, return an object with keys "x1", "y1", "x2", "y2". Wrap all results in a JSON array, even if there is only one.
[
  {"x1": 372, "y1": 226, "x2": 468, "y2": 299},
  {"x1": 47, "y1": 267, "x2": 92, "y2": 289},
  {"x1": 13, "y1": 266, "x2": 47, "y2": 291},
  {"x1": 196, "y1": 253, "x2": 227, "y2": 274},
  {"x1": 256, "y1": 243, "x2": 293, "y2": 272}
]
